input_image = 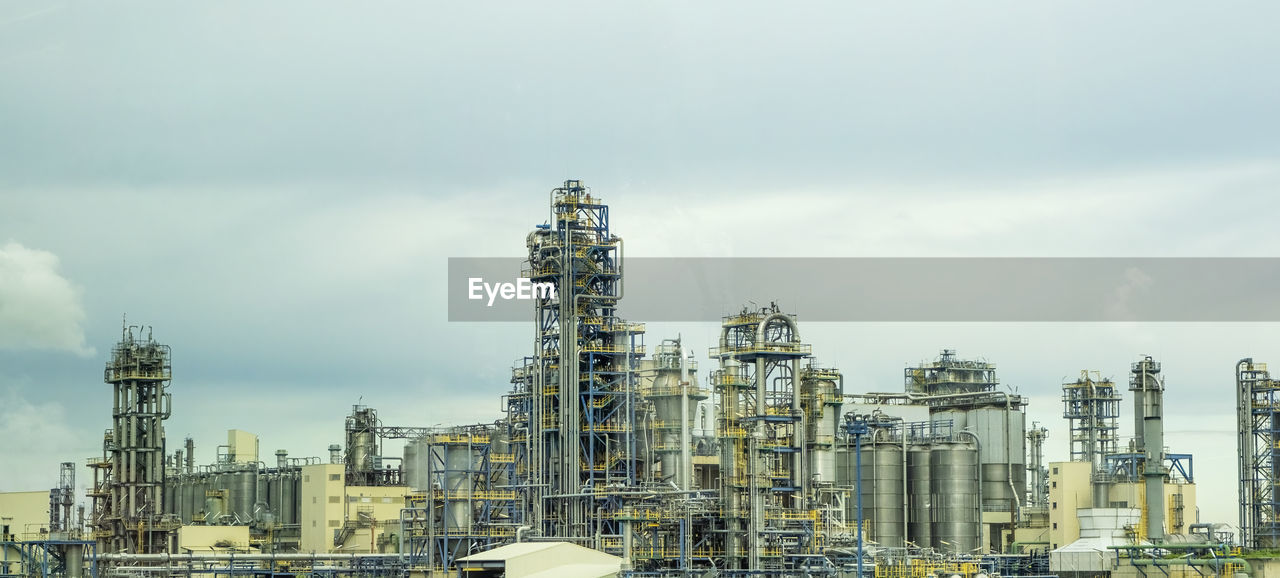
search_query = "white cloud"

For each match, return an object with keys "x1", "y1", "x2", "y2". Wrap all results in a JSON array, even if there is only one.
[
  {"x1": 0, "y1": 242, "x2": 94, "y2": 356},
  {"x1": 0, "y1": 386, "x2": 90, "y2": 493}
]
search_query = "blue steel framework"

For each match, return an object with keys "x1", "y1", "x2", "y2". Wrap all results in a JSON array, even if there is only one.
[
  {"x1": 1237, "y1": 359, "x2": 1280, "y2": 549},
  {"x1": 0, "y1": 539, "x2": 97, "y2": 578},
  {"x1": 399, "y1": 429, "x2": 519, "y2": 572},
  {"x1": 523, "y1": 181, "x2": 645, "y2": 545},
  {"x1": 1102, "y1": 454, "x2": 1194, "y2": 484}
]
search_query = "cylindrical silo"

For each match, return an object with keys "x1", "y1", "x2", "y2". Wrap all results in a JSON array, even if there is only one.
[
  {"x1": 439, "y1": 441, "x2": 473, "y2": 529},
  {"x1": 932, "y1": 409, "x2": 967, "y2": 435},
  {"x1": 805, "y1": 376, "x2": 840, "y2": 484},
  {"x1": 859, "y1": 442, "x2": 905, "y2": 548},
  {"x1": 164, "y1": 481, "x2": 176, "y2": 517},
  {"x1": 907, "y1": 444, "x2": 933, "y2": 548},
  {"x1": 283, "y1": 470, "x2": 299, "y2": 525},
  {"x1": 256, "y1": 474, "x2": 270, "y2": 520},
  {"x1": 403, "y1": 438, "x2": 433, "y2": 492},
  {"x1": 491, "y1": 429, "x2": 511, "y2": 487},
  {"x1": 232, "y1": 468, "x2": 257, "y2": 523},
  {"x1": 266, "y1": 474, "x2": 281, "y2": 524},
  {"x1": 931, "y1": 440, "x2": 980, "y2": 554},
  {"x1": 967, "y1": 406, "x2": 1026, "y2": 514}
]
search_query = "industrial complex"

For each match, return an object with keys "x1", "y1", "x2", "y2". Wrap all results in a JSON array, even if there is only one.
[{"x1": 0, "y1": 182, "x2": 1269, "y2": 578}]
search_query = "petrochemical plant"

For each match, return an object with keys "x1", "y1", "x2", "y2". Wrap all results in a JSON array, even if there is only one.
[{"x1": 0, "y1": 181, "x2": 1269, "y2": 578}]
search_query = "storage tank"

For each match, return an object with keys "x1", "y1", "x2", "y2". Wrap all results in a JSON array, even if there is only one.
[
  {"x1": 804, "y1": 373, "x2": 840, "y2": 483},
  {"x1": 931, "y1": 440, "x2": 980, "y2": 554},
  {"x1": 265, "y1": 474, "x2": 280, "y2": 524},
  {"x1": 210, "y1": 471, "x2": 228, "y2": 521},
  {"x1": 403, "y1": 438, "x2": 434, "y2": 492},
  {"x1": 177, "y1": 475, "x2": 192, "y2": 521},
  {"x1": 231, "y1": 468, "x2": 257, "y2": 523},
  {"x1": 967, "y1": 406, "x2": 1026, "y2": 513},
  {"x1": 645, "y1": 344, "x2": 704, "y2": 489},
  {"x1": 433, "y1": 438, "x2": 475, "y2": 529},
  {"x1": 932, "y1": 409, "x2": 967, "y2": 433},
  {"x1": 491, "y1": 429, "x2": 511, "y2": 487},
  {"x1": 164, "y1": 482, "x2": 176, "y2": 517},
  {"x1": 907, "y1": 444, "x2": 933, "y2": 548},
  {"x1": 282, "y1": 470, "x2": 300, "y2": 526},
  {"x1": 859, "y1": 442, "x2": 905, "y2": 548},
  {"x1": 256, "y1": 474, "x2": 270, "y2": 520},
  {"x1": 184, "y1": 476, "x2": 199, "y2": 523}
]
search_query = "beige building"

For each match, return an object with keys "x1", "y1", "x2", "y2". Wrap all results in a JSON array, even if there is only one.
[
  {"x1": 227, "y1": 429, "x2": 260, "y2": 464},
  {"x1": 299, "y1": 464, "x2": 408, "y2": 554},
  {"x1": 1, "y1": 491, "x2": 52, "y2": 575},
  {"x1": 1048, "y1": 461, "x2": 1197, "y2": 550},
  {"x1": 176, "y1": 525, "x2": 252, "y2": 553}
]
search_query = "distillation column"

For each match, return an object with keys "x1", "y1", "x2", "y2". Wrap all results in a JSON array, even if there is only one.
[
  {"x1": 1026, "y1": 424, "x2": 1048, "y2": 509},
  {"x1": 1237, "y1": 358, "x2": 1280, "y2": 549},
  {"x1": 712, "y1": 304, "x2": 810, "y2": 571},
  {"x1": 1130, "y1": 356, "x2": 1165, "y2": 542},
  {"x1": 647, "y1": 339, "x2": 705, "y2": 491},
  {"x1": 525, "y1": 181, "x2": 645, "y2": 541},
  {"x1": 91, "y1": 324, "x2": 175, "y2": 554}
]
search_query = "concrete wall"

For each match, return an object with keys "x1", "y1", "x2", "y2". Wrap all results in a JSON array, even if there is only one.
[
  {"x1": 1049, "y1": 461, "x2": 1092, "y2": 549},
  {"x1": 177, "y1": 525, "x2": 251, "y2": 552},
  {"x1": 301, "y1": 464, "x2": 345, "y2": 552},
  {"x1": 0, "y1": 491, "x2": 49, "y2": 540},
  {"x1": 0, "y1": 491, "x2": 53, "y2": 576},
  {"x1": 228, "y1": 429, "x2": 259, "y2": 464}
]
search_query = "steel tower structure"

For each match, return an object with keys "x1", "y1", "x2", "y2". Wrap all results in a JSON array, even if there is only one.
[
  {"x1": 523, "y1": 180, "x2": 645, "y2": 541},
  {"x1": 1237, "y1": 358, "x2": 1280, "y2": 549},
  {"x1": 712, "y1": 304, "x2": 813, "y2": 571},
  {"x1": 1061, "y1": 371, "x2": 1121, "y2": 469},
  {"x1": 89, "y1": 324, "x2": 176, "y2": 553}
]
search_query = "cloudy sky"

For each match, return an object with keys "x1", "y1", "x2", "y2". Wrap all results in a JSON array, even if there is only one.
[{"x1": 2, "y1": 1, "x2": 1279, "y2": 533}]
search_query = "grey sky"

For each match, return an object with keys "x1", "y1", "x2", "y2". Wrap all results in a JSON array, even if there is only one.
[{"x1": 2, "y1": 1, "x2": 1279, "y2": 534}]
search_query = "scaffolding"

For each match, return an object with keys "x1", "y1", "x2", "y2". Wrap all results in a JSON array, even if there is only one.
[
  {"x1": 1061, "y1": 370, "x2": 1121, "y2": 469},
  {"x1": 1237, "y1": 358, "x2": 1280, "y2": 549}
]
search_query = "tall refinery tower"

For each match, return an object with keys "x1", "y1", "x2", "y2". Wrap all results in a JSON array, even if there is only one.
[
  {"x1": 523, "y1": 180, "x2": 645, "y2": 539},
  {"x1": 89, "y1": 324, "x2": 176, "y2": 553}
]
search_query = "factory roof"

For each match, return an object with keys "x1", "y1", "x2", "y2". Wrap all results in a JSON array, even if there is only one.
[{"x1": 458, "y1": 541, "x2": 622, "y2": 578}]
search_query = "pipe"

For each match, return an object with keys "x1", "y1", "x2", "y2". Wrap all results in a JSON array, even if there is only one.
[
  {"x1": 95, "y1": 553, "x2": 402, "y2": 562},
  {"x1": 959, "y1": 429, "x2": 983, "y2": 554},
  {"x1": 1237, "y1": 358, "x2": 1254, "y2": 548},
  {"x1": 1126, "y1": 557, "x2": 1251, "y2": 573}
]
